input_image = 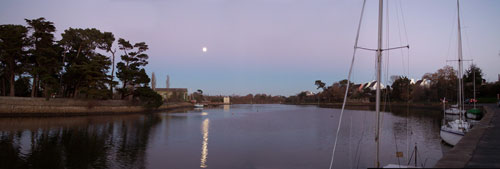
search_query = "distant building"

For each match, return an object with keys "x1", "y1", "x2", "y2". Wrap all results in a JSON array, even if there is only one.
[
  {"x1": 357, "y1": 83, "x2": 365, "y2": 91},
  {"x1": 305, "y1": 91, "x2": 315, "y2": 96},
  {"x1": 223, "y1": 97, "x2": 230, "y2": 104},
  {"x1": 364, "y1": 80, "x2": 385, "y2": 91},
  {"x1": 415, "y1": 79, "x2": 431, "y2": 88},
  {"x1": 155, "y1": 88, "x2": 188, "y2": 102}
]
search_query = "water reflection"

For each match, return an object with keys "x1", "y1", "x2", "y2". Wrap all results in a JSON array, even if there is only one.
[
  {"x1": 0, "y1": 114, "x2": 161, "y2": 169},
  {"x1": 200, "y1": 118, "x2": 210, "y2": 168},
  {"x1": 0, "y1": 104, "x2": 444, "y2": 169}
]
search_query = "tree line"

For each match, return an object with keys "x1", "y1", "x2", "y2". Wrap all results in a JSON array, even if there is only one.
[
  {"x1": 287, "y1": 64, "x2": 500, "y2": 104},
  {"x1": 0, "y1": 17, "x2": 162, "y2": 107}
]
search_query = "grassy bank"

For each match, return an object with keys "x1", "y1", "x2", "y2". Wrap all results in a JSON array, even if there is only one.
[{"x1": 0, "y1": 96, "x2": 194, "y2": 117}]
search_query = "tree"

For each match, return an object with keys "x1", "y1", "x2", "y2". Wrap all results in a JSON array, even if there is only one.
[
  {"x1": 422, "y1": 65, "x2": 457, "y2": 102},
  {"x1": 192, "y1": 89, "x2": 204, "y2": 102},
  {"x1": 15, "y1": 76, "x2": 31, "y2": 97},
  {"x1": 391, "y1": 76, "x2": 411, "y2": 101},
  {"x1": 25, "y1": 17, "x2": 60, "y2": 99},
  {"x1": 463, "y1": 64, "x2": 483, "y2": 99},
  {"x1": 0, "y1": 24, "x2": 28, "y2": 96},
  {"x1": 116, "y1": 38, "x2": 150, "y2": 99},
  {"x1": 97, "y1": 32, "x2": 117, "y2": 97},
  {"x1": 133, "y1": 87, "x2": 163, "y2": 109},
  {"x1": 59, "y1": 28, "x2": 114, "y2": 99},
  {"x1": 315, "y1": 80, "x2": 326, "y2": 90}
]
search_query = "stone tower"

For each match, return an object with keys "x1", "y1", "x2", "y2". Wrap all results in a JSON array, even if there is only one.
[
  {"x1": 151, "y1": 72, "x2": 156, "y2": 90},
  {"x1": 166, "y1": 75, "x2": 170, "y2": 88}
]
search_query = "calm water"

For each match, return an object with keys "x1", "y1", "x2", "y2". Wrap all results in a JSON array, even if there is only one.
[{"x1": 0, "y1": 104, "x2": 446, "y2": 169}]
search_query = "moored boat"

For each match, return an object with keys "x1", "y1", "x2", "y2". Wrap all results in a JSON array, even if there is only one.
[
  {"x1": 194, "y1": 104, "x2": 204, "y2": 108},
  {"x1": 439, "y1": 0, "x2": 471, "y2": 147},
  {"x1": 445, "y1": 105, "x2": 465, "y2": 115},
  {"x1": 466, "y1": 108, "x2": 482, "y2": 120},
  {"x1": 440, "y1": 119, "x2": 470, "y2": 146}
]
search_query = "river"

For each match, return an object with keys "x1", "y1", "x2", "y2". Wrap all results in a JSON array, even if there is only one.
[{"x1": 0, "y1": 104, "x2": 446, "y2": 168}]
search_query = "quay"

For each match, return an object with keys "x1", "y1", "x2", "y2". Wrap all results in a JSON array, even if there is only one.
[{"x1": 435, "y1": 104, "x2": 500, "y2": 168}]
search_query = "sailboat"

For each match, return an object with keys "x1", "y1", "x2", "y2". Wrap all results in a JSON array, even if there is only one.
[
  {"x1": 445, "y1": 104, "x2": 465, "y2": 115},
  {"x1": 328, "y1": 0, "x2": 415, "y2": 168},
  {"x1": 440, "y1": 0, "x2": 471, "y2": 146}
]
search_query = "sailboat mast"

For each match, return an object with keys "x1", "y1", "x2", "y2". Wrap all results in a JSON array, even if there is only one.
[
  {"x1": 473, "y1": 62, "x2": 476, "y2": 109},
  {"x1": 457, "y1": 0, "x2": 464, "y2": 120},
  {"x1": 375, "y1": 0, "x2": 383, "y2": 168}
]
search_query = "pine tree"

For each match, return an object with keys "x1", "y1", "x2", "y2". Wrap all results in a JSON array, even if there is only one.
[
  {"x1": 25, "y1": 17, "x2": 60, "y2": 99},
  {"x1": 0, "y1": 24, "x2": 28, "y2": 96},
  {"x1": 116, "y1": 38, "x2": 150, "y2": 99}
]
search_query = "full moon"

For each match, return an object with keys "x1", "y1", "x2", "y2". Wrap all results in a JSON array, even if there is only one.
[{"x1": 202, "y1": 47, "x2": 207, "y2": 52}]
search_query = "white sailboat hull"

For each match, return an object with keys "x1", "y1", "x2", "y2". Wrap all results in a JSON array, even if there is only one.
[
  {"x1": 444, "y1": 108, "x2": 465, "y2": 115},
  {"x1": 440, "y1": 119, "x2": 470, "y2": 146},
  {"x1": 466, "y1": 113, "x2": 478, "y2": 119},
  {"x1": 440, "y1": 128, "x2": 464, "y2": 146},
  {"x1": 383, "y1": 164, "x2": 419, "y2": 168}
]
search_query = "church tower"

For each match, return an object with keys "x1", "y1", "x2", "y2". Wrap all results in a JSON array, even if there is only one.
[
  {"x1": 151, "y1": 72, "x2": 156, "y2": 90},
  {"x1": 166, "y1": 75, "x2": 170, "y2": 88}
]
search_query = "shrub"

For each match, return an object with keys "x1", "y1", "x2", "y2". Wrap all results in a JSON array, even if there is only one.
[{"x1": 133, "y1": 87, "x2": 163, "y2": 109}]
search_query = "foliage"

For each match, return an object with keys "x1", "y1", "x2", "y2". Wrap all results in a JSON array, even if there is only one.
[
  {"x1": 59, "y1": 28, "x2": 115, "y2": 99},
  {"x1": 314, "y1": 80, "x2": 325, "y2": 90},
  {"x1": 391, "y1": 76, "x2": 411, "y2": 101},
  {"x1": 0, "y1": 24, "x2": 28, "y2": 96},
  {"x1": 422, "y1": 65, "x2": 457, "y2": 102},
  {"x1": 463, "y1": 64, "x2": 484, "y2": 99},
  {"x1": 25, "y1": 17, "x2": 61, "y2": 99},
  {"x1": 133, "y1": 87, "x2": 163, "y2": 109},
  {"x1": 116, "y1": 38, "x2": 150, "y2": 99},
  {"x1": 192, "y1": 89, "x2": 204, "y2": 102},
  {"x1": 15, "y1": 76, "x2": 32, "y2": 97}
]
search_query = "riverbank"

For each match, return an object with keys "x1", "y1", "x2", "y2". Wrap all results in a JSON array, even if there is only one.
[
  {"x1": 435, "y1": 104, "x2": 499, "y2": 168},
  {"x1": 0, "y1": 96, "x2": 194, "y2": 117},
  {"x1": 290, "y1": 102, "x2": 442, "y2": 109}
]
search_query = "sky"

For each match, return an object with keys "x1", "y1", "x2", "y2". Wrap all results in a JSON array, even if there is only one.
[{"x1": 1, "y1": 0, "x2": 500, "y2": 96}]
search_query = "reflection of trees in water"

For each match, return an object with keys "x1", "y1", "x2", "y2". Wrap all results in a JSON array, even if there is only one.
[
  {"x1": 0, "y1": 114, "x2": 161, "y2": 169},
  {"x1": 114, "y1": 114, "x2": 161, "y2": 168}
]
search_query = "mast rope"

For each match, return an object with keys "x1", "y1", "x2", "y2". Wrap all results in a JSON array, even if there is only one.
[{"x1": 328, "y1": 1, "x2": 366, "y2": 168}]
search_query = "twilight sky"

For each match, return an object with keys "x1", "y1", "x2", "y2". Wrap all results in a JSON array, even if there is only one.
[{"x1": 1, "y1": 0, "x2": 500, "y2": 96}]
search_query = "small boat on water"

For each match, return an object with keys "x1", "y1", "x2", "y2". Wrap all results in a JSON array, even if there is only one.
[
  {"x1": 466, "y1": 108, "x2": 482, "y2": 120},
  {"x1": 445, "y1": 105, "x2": 465, "y2": 115},
  {"x1": 194, "y1": 104, "x2": 204, "y2": 108}
]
